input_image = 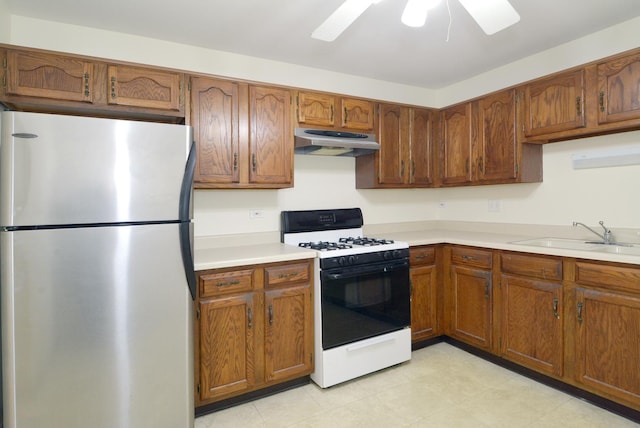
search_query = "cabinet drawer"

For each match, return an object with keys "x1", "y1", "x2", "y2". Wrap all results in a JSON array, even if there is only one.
[
  {"x1": 265, "y1": 262, "x2": 311, "y2": 288},
  {"x1": 451, "y1": 247, "x2": 492, "y2": 269},
  {"x1": 410, "y1": 246, "x2": 435, "y2": 266},
  {"x1": 501, "y1": 252, "x2": 562, "y2": 281},
  {"x1": 199, "y1": 269, "x2": 255, "y2": 297},
  {"x1": 575, "y1": 262, "x2": 640, "y2": 294}
]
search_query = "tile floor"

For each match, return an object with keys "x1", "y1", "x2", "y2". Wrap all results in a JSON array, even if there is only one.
[{"x1": 195, "y1": 343, "x2": 639, "y2": 428}]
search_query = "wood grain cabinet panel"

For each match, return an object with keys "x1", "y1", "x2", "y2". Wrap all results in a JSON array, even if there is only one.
[
  {"x1": 410, "y1": 246, "x2": 438, "y2": 342},
  {"x1": 107, "y1": 64, "x2": 183, "y2": 111},
  {"x1": 574, "y1": 287, "x2": 640, "y2": 407},
  {"x1": 521, "y1": 69, "x2": 586, "y2": 137},
  {"x1": 264, "y1": 285, "x2": 313, "y2": 382},
  {"x1": 5, "y1": 49, "x2": 94, "y2": 103},
  {"x1": 440, "y1": 103, "x2": 473, "y2": 186},
  {"x1": 377, "y1": 103, "x2": 407, "y2": 185},
  {"x1": 341, "y1": 97, "x2": 374, "y2": 130},
  {"x1": 295, "y1": 90, "x2": 335, "y2": 127},
  {"x1": 190, "y1": 77, "x2": 240, "y2": 185},
  {"x1": 501, "y1": 274, "x2": 563, "y2": 376},
  {"x1": 198, "y1": 293, "x2": 257, "y2": 401},
  {"x1": 476, "y1": 89, "x2": 517, "y2": 182},
  {"x1": 597, "y1": 51, "x2": 640, "y2": 125},
  {"x1": 249, "y1": 85, "x2": 293, "y2": 185},
  {"x1": 410, "y1": 107, "x2": 435, "y2": 186}
]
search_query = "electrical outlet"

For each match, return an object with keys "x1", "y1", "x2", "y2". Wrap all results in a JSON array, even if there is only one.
[
  {"x1": 249, "y1": 210, "x2": 264, "y2": 219},
  {"x1": 439, "y1": 201, "x2": 448, "y2": 208}
]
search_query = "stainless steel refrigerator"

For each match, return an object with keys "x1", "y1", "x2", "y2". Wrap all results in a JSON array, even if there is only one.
[{"x1": 0, "y1": 111, "x2": 196, "y2": 428}]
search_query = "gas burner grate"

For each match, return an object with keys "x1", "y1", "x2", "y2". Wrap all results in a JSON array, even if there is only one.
[
  {"x1": 339, "y1": 237, "x2": 396, "y2": 246},
  {"x1": 298, "y1": 241, "x2": 353, "y2": 251}
]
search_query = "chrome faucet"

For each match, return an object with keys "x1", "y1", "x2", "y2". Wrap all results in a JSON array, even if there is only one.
[{"x1": 572, "y1": 220, "x2": 613, "y2": 244}]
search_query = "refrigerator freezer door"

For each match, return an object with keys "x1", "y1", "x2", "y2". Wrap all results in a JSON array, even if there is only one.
[
  {"x1": 0, "y1": 111, "x2": 193, "y2": 227},
  {"x1": 1, "y1": 224, "x2": 194, "y2": 428}
]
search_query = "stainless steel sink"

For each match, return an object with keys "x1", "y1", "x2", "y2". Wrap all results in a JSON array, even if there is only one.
[{"x1": 510, "y1": 238, "x2": 640, "y2": 256}]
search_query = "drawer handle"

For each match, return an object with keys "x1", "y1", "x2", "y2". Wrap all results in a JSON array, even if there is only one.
[
  {"x1": 415, "y1": 255, "x2": 427, "y2": 260},
  {"x1": 216, "y1": 279, "x2": 240, "y2": 287},
  {"x1": 577, "y1": 302, "x2": 584, "y2": 324},
  {"x1": 247, "y1": 307, "x2": 253, "y2": 329},
  {"x1": 110, "y1": 76, "x2": 117, "y2": 99},
  {"x1": 83, "y1": 72, "x2": 90, "y2": 97},
  {"x1": 461, "y1": 255, "x2": 478, "y2": 262},
  {"x1": 552, "y1": 298, "x2": 560, "y2": 319},
  {"x1": 278, "y1": 272, "x2": 298, "y2": 279}
]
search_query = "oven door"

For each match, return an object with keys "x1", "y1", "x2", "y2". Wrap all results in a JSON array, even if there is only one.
[{"x1": 320, "y1": 258, "x2": 410, "y2": 350}]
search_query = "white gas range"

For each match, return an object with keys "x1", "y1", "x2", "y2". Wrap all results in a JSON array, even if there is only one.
[{"x1": 281, "y1": 208, "x2": 411, "y2": 388}]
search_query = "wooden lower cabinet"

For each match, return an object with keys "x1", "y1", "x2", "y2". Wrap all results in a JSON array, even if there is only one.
[
  {"x1": 446, "y1": 246, "x2": 493, "y2": 351},
  {"x1": 195, "y1": 260, "x2": 313, "y2": 406},
  {"x1": 499, "y1": 252, "x2": 564, "y2": 377},
  {"x1": 409, "y1": 246, "x2": 439, "y2": 342}
]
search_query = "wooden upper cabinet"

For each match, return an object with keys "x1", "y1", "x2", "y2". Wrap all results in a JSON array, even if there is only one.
[
  {"x1": 190, "y1": 77, "x2": 240, "y2": 185},
  {"x1": 476, "y1": 89, "x2": 517, "y2": 182},
  {"x1": 597, "y1": 51, "x2": 640, "y2": 125},
  {"x1": 248, "y1": 85, "x2": 293, "y2": 185},
  {"x1": 341, "y1": 97, "x2": 374, "y2": 130},
  {"x1": 440, "y1": 103, "x2": 473, "y2": 185},
  {"x1": 107, "y1": 65, "x2": 183, "y2": 111},
  {"x1": 409, "y1": 108, "x2": 435, "y2": 186},
  {"x1": 377, "y1": 103, "x2": 408, "y2": 185},
  {"x1": 296, "y1": 90, "x2": 335, "y2": 127},
  {"x1": 4, "y1": 49, "x2": 94, "y2": 103},
  {"x1": 521, "y1": 69, "x2": 586, "y2": 137}
]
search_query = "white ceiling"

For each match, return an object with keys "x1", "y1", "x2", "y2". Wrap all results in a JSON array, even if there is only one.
[{"x1": 6, "y1": 0, "x2": 640, "y2": 89}]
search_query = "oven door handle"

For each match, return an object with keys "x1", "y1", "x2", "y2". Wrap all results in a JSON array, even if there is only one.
[{"x1": 323, "y1": 260, "x2": 409, "y2": 281}]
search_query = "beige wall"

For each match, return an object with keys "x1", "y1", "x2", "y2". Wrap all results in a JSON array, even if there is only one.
[
  {"x1": 0, "y1": 0, "x2": 9, "y2": 42},
  {"x1": 4, "y1": 12, "x2": 640, "y2": 236}
]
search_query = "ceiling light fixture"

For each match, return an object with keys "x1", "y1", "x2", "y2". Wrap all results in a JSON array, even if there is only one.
[
  {"x1": 312, "y1": 0, "x2": 520, "y2": 41},
  {"x1": 401, "y1": 0, "x2": 442, "y2": 28}
]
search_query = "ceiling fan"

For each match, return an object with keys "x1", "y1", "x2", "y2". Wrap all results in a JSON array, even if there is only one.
[{"x1": 311, "y1": 0, "x2": 520, "y2": 42}]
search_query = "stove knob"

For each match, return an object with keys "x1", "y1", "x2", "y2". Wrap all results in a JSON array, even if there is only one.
[
  {"x1": 383, "y1": 251, "x2": 392, "y2": 260},
  {"x1": 392, "y1": 250, "x2": 401, "y2": 259},
  {"x1": 348, "y1": 255, "x2": 357, "y2": 265},
  {"x1": 338, "y1": 257, "x2": 347, "y2": 266}
]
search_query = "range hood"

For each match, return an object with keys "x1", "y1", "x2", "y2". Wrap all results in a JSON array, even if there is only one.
[{"x1": 294, "y1": 128, "x2": 379, "y2": 157}]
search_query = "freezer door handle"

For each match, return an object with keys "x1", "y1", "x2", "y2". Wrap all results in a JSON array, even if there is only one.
[
  {"x1": 179, "y1": 140, "x2": 197, "y2": 300},
  {"x1": 179, "y1": 141, "x2": 197, "y2": 222}
]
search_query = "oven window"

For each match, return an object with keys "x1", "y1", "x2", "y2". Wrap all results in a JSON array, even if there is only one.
[{"x1": 320, "y1": 260, "x2": 410, "y2": 349}]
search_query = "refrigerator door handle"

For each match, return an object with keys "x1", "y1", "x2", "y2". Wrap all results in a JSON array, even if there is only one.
[
  {"x1": 179, "y1": 140, "x2": 197, "y2": 222},
  {"x1": 180, "y1": 222, "x2": 197, "y2": 300},
  {"x1": 179, "y1": 140, "x2": 197, "y2": 300}
]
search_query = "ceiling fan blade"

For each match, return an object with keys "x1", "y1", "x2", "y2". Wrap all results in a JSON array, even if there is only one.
[
  {"x1": 312, "y1": 0, "x2": 376, "y2": 42},
  {"x1": 457, "y1": 0, "x2": 520, "y2": 35}
]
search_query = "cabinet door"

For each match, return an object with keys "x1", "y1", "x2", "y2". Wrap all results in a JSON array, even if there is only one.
[
  {"x1": 501, "y1": 275, "x2": 563, "y2": 376},
  {"x1": 575, "y1": 287, "x2": 640, "y2": 406},
  {"x1": 264, "y1": 285, "x2": 313, "y2": 383},
  {"x1": 248, "y1": 85, "x2": 293, "y2": 185},
  {"x1": 450, "y1": 265, "x2": 492, "y2": 350},
  {"x1": 440, "y1": 103, "x2": 473, "y2": 185},
  {"x1": 107, "y1": 65, "x2": 182, "y2": 111},
  {"x1": 477, "y1": 90, "x2": 517, "y2": 182},
  {"x1": 411, "y1": 264, "x2": 438, "y2": 342},
  {"x1": 341, "y1": 97, "x2": 374, "y2": 130},
  {"x1": 5, "y1": 49, "x2": 93, "y2": 103},
  {"x1": 522, "y1": 69, "x2": 585, "y2": 137},
  {"x1": 199, "y1": 293, "x2": 256, "y2": 401},
  {"x1": 409, "y1": 108, "x2": 434, "y2": 186},
  {"x1": 377, "y1": 103, "x2": 408, "y2": 185},
  {"x1": 296, "y1": 91, "x2": 335, "y2": 126},
  {"x1": 597, "y1": 52, "x2": 640, "y2": 125},
  {"x1": 190, "y1": 77, "x2": 240, "y2": 184}
]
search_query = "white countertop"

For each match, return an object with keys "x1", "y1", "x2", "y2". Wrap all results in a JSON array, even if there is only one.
[
  {"x1": 194, "y1": 242, "x2": 317, "y2": 271},
  {"x1": 194, "y1": 222, "x2": 640, "y2": 270}
]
